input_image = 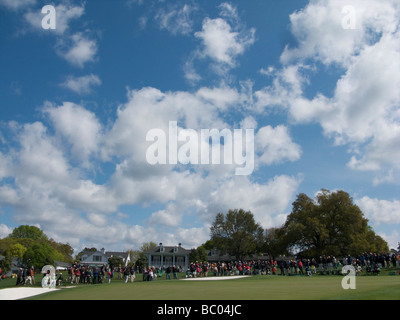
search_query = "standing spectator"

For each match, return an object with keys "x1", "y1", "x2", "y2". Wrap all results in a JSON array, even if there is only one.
[
  {"x1": 25, "y1": 271, "x2": 32, "y2": 285},
  {"x1": 56, "y1": 272, "x2": 63, "y2": 286},
  {"x1": 118, "y1": 265, "x2": 123, "y2": 280},
  {"x1": 22, "y1": 268, "x2": 26, "y2": 285},
  {"x1": 124, "y1": 266, "x2": 130, "y2": 283},
  {"x1": 93, "y1": 268, "x2": 99, "y2": 284},
  {"x1": 279, "y1": 261, "x2": 285, "y2": 276},
  {"x1": 173, "y1": 265, "x2": 178, "y2": 279},
  {"x1": 130, "y1": 265, "x2": 136, "y2": 282},
  {"x1": 107, "y1": 268, "x2": 112, "y2": 284},
  {"x1": 70, "y1": 267, "x2": 76, "y2": 284},
  {"x1": 166, "y1": 266, "x2": 171, "y2": 280},
  {"x1": 16, "y1": 268, "x2": 23, "y2": 286},
  {"x1": 85, "y1": 268, "x2": 92, "y2": 284},
  {"x1": 74, "y1": 267, "x2": 81, "y2": 284},
  {"x1": 30, "y1": 267, "x2": 35, "y2": 285},
  {"x1": 298, "y1": 259, "x2": 303, "y2": 275},
  {"x1": 149, "y1": 268, "x2": 154, "y2": 281}
]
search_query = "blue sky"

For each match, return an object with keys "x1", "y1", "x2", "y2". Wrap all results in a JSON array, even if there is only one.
[{"x1": 0, "y1": 0, "x2": 399, "y2": 253}]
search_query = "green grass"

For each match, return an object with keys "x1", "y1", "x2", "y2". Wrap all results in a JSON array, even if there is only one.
[{"x1": 8, "y1": 270, "x2": 398, "y2": 300}]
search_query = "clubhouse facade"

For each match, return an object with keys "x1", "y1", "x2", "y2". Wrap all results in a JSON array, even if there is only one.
[{"x1": 145, "y1": 243, "x2": 191, "y2": 270}]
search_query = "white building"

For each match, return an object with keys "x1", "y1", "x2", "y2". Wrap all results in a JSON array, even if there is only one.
[
  {"x1": 145, "y1": 243, "x2": 190, "y2": 270},
  {"x1": 80, "y1": 248, "x2": 131, "y2": 267}
]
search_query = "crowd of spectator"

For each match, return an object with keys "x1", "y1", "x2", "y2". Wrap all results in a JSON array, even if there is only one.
[
  {"x1": 8, "y1": 251, "x2": 400, "y2": 287},
  {"x1": 67, "y1": 262, "x2": 136, "y2": 284},
  {"x1": 13, "y1": 267, "x2": 36, "y2": 286},
  {"x1": 184, "y1": 251, "x2": 400, "y2": 278}
]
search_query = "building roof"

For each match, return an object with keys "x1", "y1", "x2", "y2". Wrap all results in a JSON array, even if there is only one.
[
  {"x1": 104, "y1": 251, "x2": 130, "y2": 259},
  {"x1": 80, "y1": 250, "x2": 130, "y2": 263},
  {"x1": 145, "y1": 245, "x2": 191, "y2": 255}
]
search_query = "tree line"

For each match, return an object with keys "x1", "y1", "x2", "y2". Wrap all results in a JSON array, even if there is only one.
[
  {"x1": 0, "y1": 225, "x2": 74, "y2": 272},
  {"x1": 205, "y1": 189, "x2": 391, "y2": 260}
]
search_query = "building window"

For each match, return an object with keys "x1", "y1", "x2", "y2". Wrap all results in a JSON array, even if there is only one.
[
  {"x1": 176, "y1": 257, "x2": 184, "y2": 266},
  {"x1": 153, "y1": 256, "x2": 160, "y2": 265},
  {"x1": 93, "y1": 255, "x2": 101, "y2": 262}
]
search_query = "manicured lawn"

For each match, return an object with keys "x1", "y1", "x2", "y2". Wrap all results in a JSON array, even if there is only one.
[{"x1": 20, "y1": 273, "x2": 400, "y2": 300}]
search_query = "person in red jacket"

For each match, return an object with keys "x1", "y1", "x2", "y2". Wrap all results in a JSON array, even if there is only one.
[{"x1": 298, "y1": 260, "x2": 304, "y2": 275}]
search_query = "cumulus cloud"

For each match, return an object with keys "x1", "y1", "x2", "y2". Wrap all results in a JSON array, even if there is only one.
[
  {"x1": 56, "y1": 32, "x2": 98, "y2": 68},
  {"x1": 24, "y1": 2, "x2": 85, "y2": 35},
  {"x1": 356, "y1": 196, "x2": 400, "y2": 226},
  {"x1": 61, "y1": 74, "x2": 101, "y2": 95},
  {"x1": 0, "y1": 0, "x2": 35, "y2": 11},
  {"x1": 44, "y1": 102, "x2": 102, "y2": 164},
  {"x1": 0, "y1": 80, "x2": 302, "y2": 250},
  {"x1": 0, "y1": 224, "x2": 13, "y2": 238},
  {"x1": 379, "y1": 230, "x2": 399, "y2": 251},
  {"x1": 186, "y1": 2, "x2": 256, "y2": 80},
  {"x1": 155, "y1": 3, "x2": 197, "y2": 35},
  {"x1": 255, "y1": 125, "x2": 302, "y2": 166},
  {"x1": 255, "y1": 0, "x2": 400, "y2": 180}
]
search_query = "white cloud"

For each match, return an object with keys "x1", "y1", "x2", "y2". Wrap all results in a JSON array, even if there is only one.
[
  {"x1": 0, "y1": 0, "x2": 35, "y2": 11},
  {"x1": 356, "y1": 196, "x2": 400, "y2": 226},
  {"x1": 155, "y1": 4, "x2": 197, "y2": 35},
  {"x1": 24, "y1": 2, "x2": 85, "y2": 35},
  {"x1": 187, "y1": 2, "x2": 255, "y2": 80},
  {"x1": 0, "y1": 120, "x2": 122, "y2": 249},
  {"x1": 280, "y1": 0, "x2": 400, "y2": 67},
  {"x1": 56, "y1": 33, "x2": 98, "y2": 68},
  {"x1": 43, "y1": 102, "x2": 102, "y2": 164},
  {"x1": 255, "y1": 0, "x2": 400, "y2": 180},
  {"x1": 149, "y1": 203, "x2": 182, "y2": 227},
  {"x1": 0, "y1": 224, "x2": 13, "y2": 238},
  {"x1": 61, "y1": 74, "x2": 101, "y2": 95},
  {"x1": 15, "y1": 121, "x2": 72, "y2": 183},
  {"x1": 379, "y1": 230, "x2": 399, "y2": 251},
  {"x1": 175, "y1": 226, "x2": 210, "y2": 249},
  {"x1": 255, "y1": 125, "x2": 302, "y2": 166},
  {"x1": 0, "y1": 152, "x2": 12, "y2": 181},
  {"x1": 0, "y1": 82, "x2": 303, "y2": 250},
  {"x1": 126, "y1": 0, "x2": 143, "y2": 7},
  {"x1": 0, "y1": 185, "x2": 19, "y2": 205},
  {"x1": 195, "y1": 17, "x2": 255, "y2": 68},
  {"x1": 200, "y1": 175, "x2": 302, "y2": 229}
]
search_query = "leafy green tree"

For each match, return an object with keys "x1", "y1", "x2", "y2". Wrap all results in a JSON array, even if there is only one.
[
  {"x1": 48, "y1": 239, "x2": 74, "y2": 263},
  {"x1": 6, "y1": 243, "x2": 27, "y2": 259},
  {"x1": 0, "y1": 254, "x2": 12, "y2": 273},
  {"x1": 1, "y1": 225, "x2": 73, "y2": 265},
  {"x1": 280, "y1": 189, "x2": 389, "y2": 257},
  {"x1": 202, "y1": 239, "x2": 218, "y2": 250},
  {"x1": 140, "y1": 242, "x2": 157, "y2": 252},
  {"x1": 189, "y1": 246, "x2": 208, "y2": 263},
  {"x1": 210, "y1": 209, "x2": 264, "y2": 260},
  {"x1": 22, "y1": 243, "x2": 58, "y2": 270},
  {"x1": 134, "y1": 252, "x2": 147, "y2": 271},
  {"x1": 108, "y1": 256, "x2": 124, "y2": 268},
  {"x1": 264, "y1": 228, "x2": 287, "y2": 260},
  {"x1": 9, "y1": 225, "x2": 47, "y2": 241}
]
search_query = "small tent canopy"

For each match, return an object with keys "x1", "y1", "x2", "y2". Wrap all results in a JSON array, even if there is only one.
[{"x1": 41, "y1": 265, "x2": 56, "y2": 276}]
